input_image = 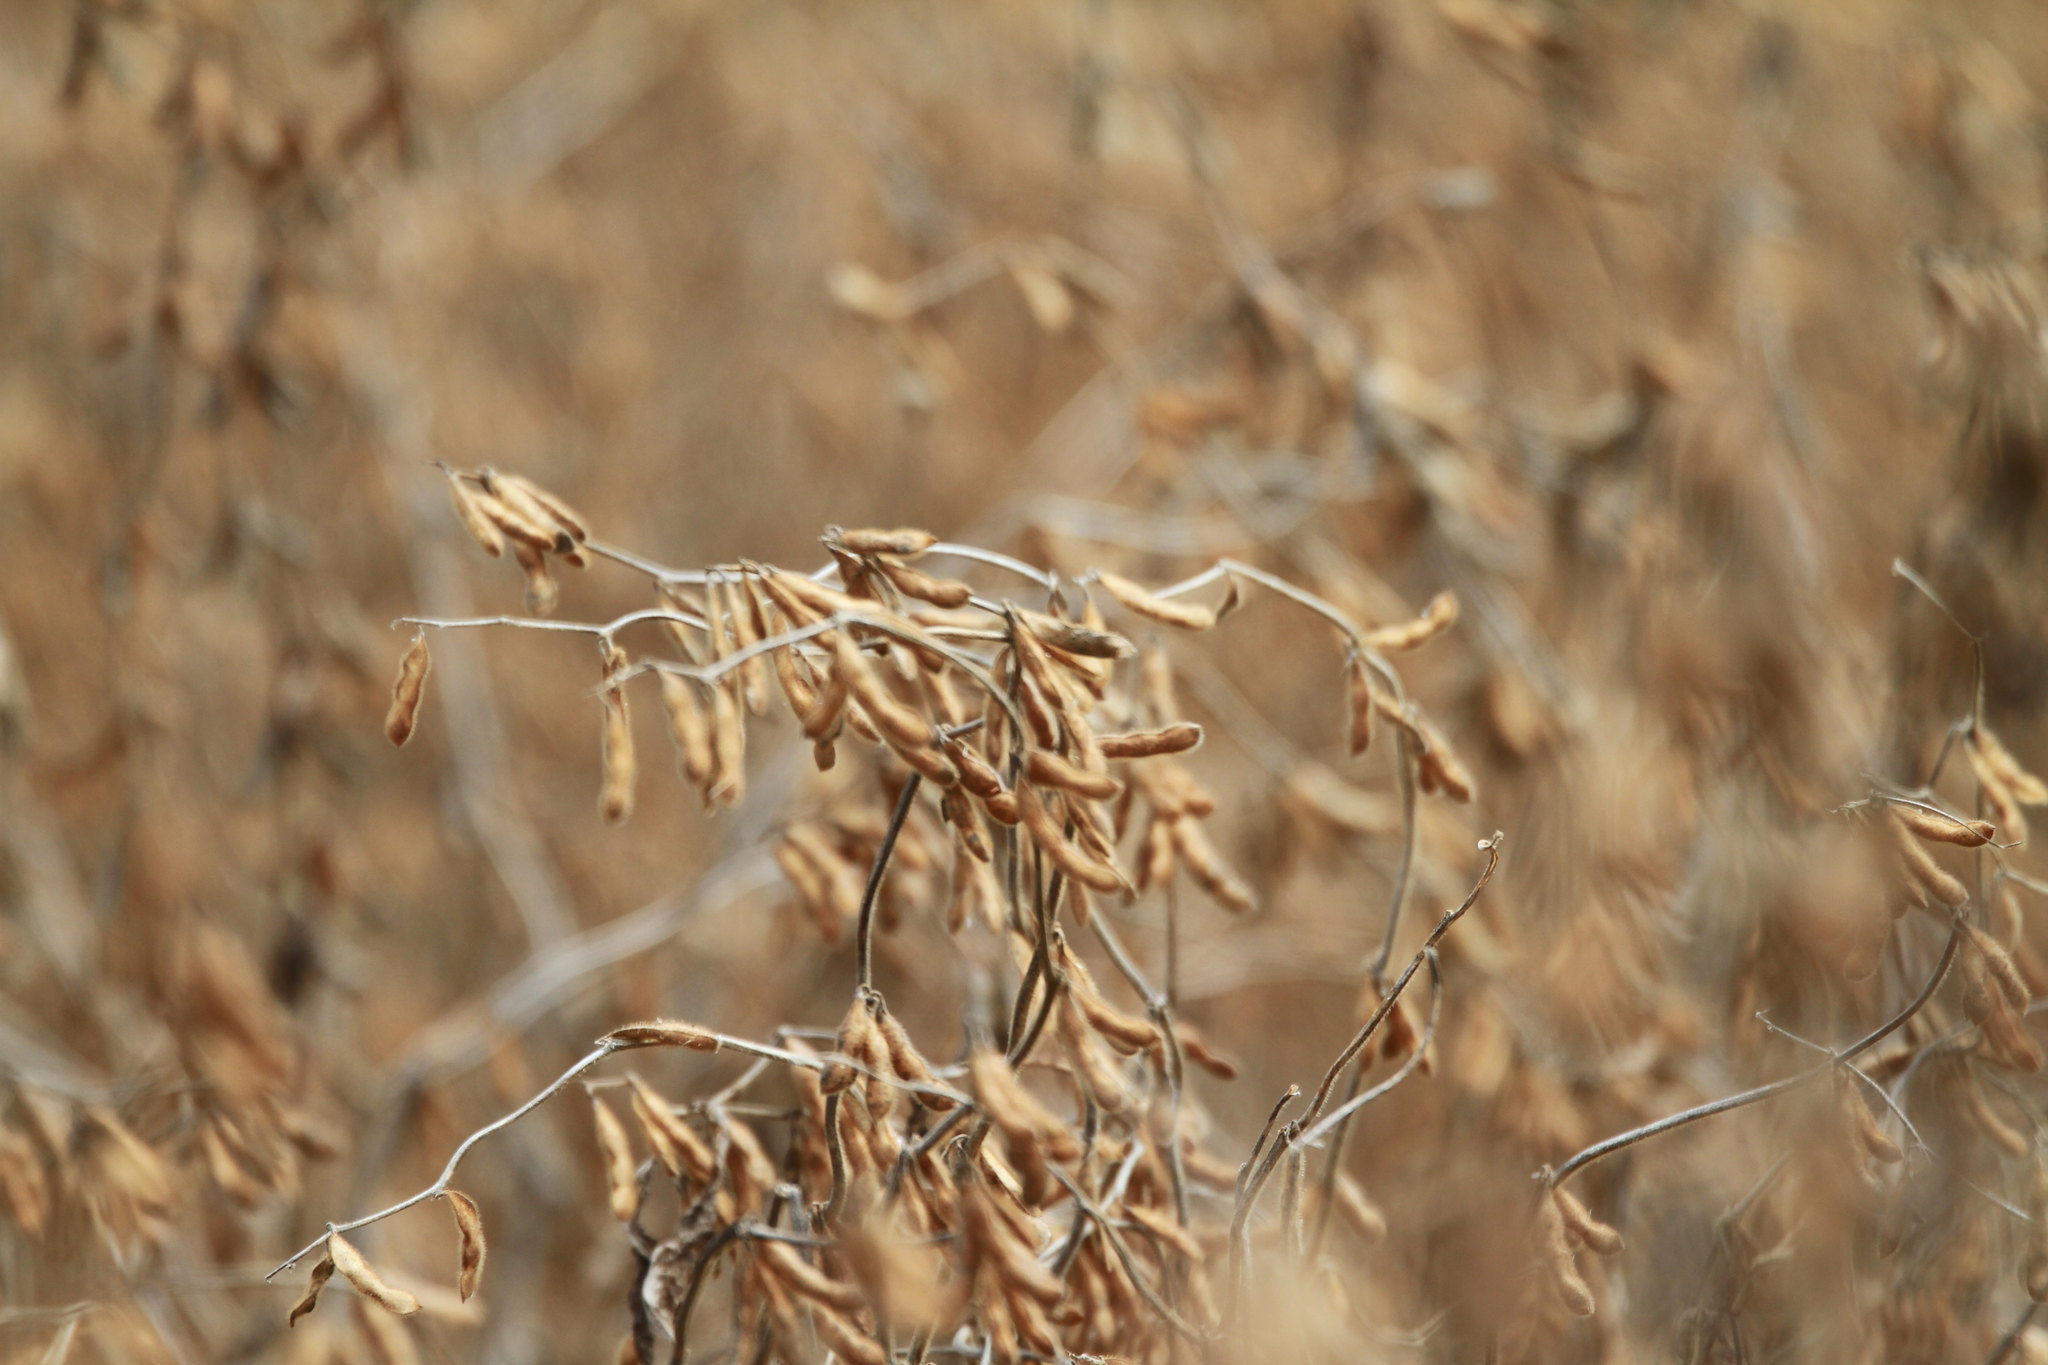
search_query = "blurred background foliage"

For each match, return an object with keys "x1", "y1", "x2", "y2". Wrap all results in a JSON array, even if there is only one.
[{"x1": 3, "y1": 0, "x2": 2048, "y2": 1360}]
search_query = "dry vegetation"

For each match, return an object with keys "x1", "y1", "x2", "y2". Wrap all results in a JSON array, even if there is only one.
[{"x1": 5, "y1": 1, "x2": 2048, "y2": 1362}]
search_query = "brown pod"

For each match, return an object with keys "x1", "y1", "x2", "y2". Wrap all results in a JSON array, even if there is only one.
[
  {"x1": 288, "y1": 1253, "x2": 334, "y2": 1327},
  {"x1": 1094, "y1": 571, "x2": 1217, "y2": 631},
  {"x1": 1017, "y1": 784, "x2": 1126, "y2": 894},
  {"x1": 658, "y1": 673, "x2": 716, "y2": 790},
  {"x1": 1137, "y1": 814, "x2": 1177, "y2": 894},
  {"x1": 447, "y1": 1190, "x2": 487, "y2": 1302},
  {"x1": 1330, "y1": 1174, "x2": 1387, "y2": 1245},
  {"x1": 941, "y1": 787, "x2": 990, "y2": 862},
  {"x1": 1362, "y1": 590, "x2": 1459, "y2": 654},
  {"x1": 836, "y1": 632, "x2": 933, "y2": 752},
  {"x1": 603, "y1": 1019, "x2": 722, "y2": 1051},
  {"x1": 834, "y1": 526, "x2": 938, "y2": 557},
  {"x1": 875, "y1": 1006, "x2": 955, "y2": 1111},
  {"x1": 1970, "y1": 722, "x2": 2048, "y2": 804},
  {"x1": 627, "y1": 1076, "x2": 715, "y2": 1181},
  {"x1": 442, "y1": 468, "x2": 504, "y2": 558},
  {"x1": 589, "y1": 1095, "x2": 640, "y2": 1221},
  {"x1": 1888, "y1": 811, "x2": 1967, "y2": 909},
  {"x1": 1015, "y1": 608, "x2": 1135, "y2": 659},
  {"x1": 1551, "y1": 1185, "x2": 1623, "y2": 1255},
  {"x1": 1537, "y1": 1196, "x2": 1596, "y2": 1317},
  {"x1": 707, "y1": 677, "x2": 746, "y2": 809},
  {"x1": 1098, "y1": 722, "x2": 1204, "y2": 760},
  {"x1": 474, "y1": 474, "x2": 567, "y2": 552},
  {"x1": 876, "y1": 558, "x2": 973, "y2": 609},
  {"x1": 801, "y1": 656, "x2": 850, "y2": 741},
  {"x1": 1173, "y1": 1023, "x2": 1240, "y2": 1081},
  {"x1": 482, "y1": 468, "x2": 585, "y2": 549},
  {"x1": 768, "y1": 628, "x2": 819, "y2": 718},
  {"x1": 1345, "y1": 657, "x2": 1377, "y2": 757},
  {"x1": 512, "y1": 540, "x2": 559, "y2": 615},
  {"x1": 1414, "y1": 718, "x2": 1477, "y2": 803},
  {"x1": 1026, "y1": 746, "x2": 1123, "y2": 801},
  {"x1": 723, "y1": 576, "x2": 771, "y2": 717},
  {"x1": 777, "y1": 839, "x2": 844, "y2": 944},
  {"x1": 385, "y1": 634, "x2": 431, "y2": 747},
  {"x1": 1841, "y1": 1083, "x2": 1903, "y2": 1165},
  {"x1": 1892, "y1": 803, "x2": 1995, "y2": 847},
  {"x1": 756, "y1": 1237, "x2": 866, "y2": 1314},
  {"x1": 1170, "y1": 818, "x2": 1255, "y2": 913},
  {"x1": 329, "y1": 1230, "x2": 421, "y2": 1316},
  {"x1": 599, "y1": 682, "x2": 635, "y2": 824}
]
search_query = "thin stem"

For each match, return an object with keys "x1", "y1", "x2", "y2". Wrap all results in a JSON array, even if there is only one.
[
  {"x1": 1046, "y1": 1166, "x2": 1213, "y2": 1343},
  {"x1": 1302, "y1": 834, "x2": 1502, "y2": 1132},
  {"x1": 1298, "y1": 949, "x2": 1443, "y2": 1152},
  {"x1": 857, "y1": 774, "x2": 924, "y2": 994},
  {"x1": 1991, "y1": 1301, "x2": 2040, "y2": 1364},
  {"x1": 1550, "y1": 914, "x2": 1965, "y2": 1188},
  {"x1": 926, "y1": 542, "x2": 1057, "y2": 590},
  {"x1": 266, "y1": 1040, "x2": 621, "y2": 1280}
]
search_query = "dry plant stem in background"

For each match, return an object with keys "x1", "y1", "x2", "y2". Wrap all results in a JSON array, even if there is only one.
[
  {"x1": 1227, "y1": 834, "x2": 1502, "y2": 1320},
  {"x1": 1546, "y1": 913, "x2": 1965, "y2": 1191}
]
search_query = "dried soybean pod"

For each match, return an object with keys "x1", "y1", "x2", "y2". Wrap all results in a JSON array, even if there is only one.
[
  {"x1": 1095, "y1": 571, "x2": 1217, "y2": 630},
  {"x1": 329, "y1": 1230, "x2": 421, "y2": 1316},
  {"x1": 876, "y1": 558, "x2": 973, "y2": 609},
  {"x1": 721, "y1": 575, "x2": 770, "y2": 717},
  {"x1": 441, "y1": 466, "x2": 504, "y2": 557},
  {"x1": 1026, "y1": 746, "x2": 1123, "y2": 801},
  {"x1": 875, "y1": 1006, "x2": 955, "y2": 1110},
  {"x1": 603, "y1": 1020, "x2": 723, "y2": 1051},
  {"x1": 658, "y1": 672, "x2": 716, "y2": 791},
  {"x1": 473, "y1": 475, "x2": 565, "y2": 552},
  {"x1": 834, "y1": 631, "x2": 932, "y2": 752},
  {"x1": 599, "y1": 679, "x2": 635, "y2": 824},
  {"x1": 1170, "y1": 817, "x2": 1255, "y2": 913},
  {"x1": 1098, "y1": 723, "x2": 1203, "y2": 760},
  {"x1": 1842, "y1": 1082, "x2": 1903, "y2": 1165},
  {"x1": 835, "y1": 526, "x2": 937, "y2": 557},
  {"x1": 288, "y1": 1253, "x2": 335, "y2": 1327},
  {"x1": 1362, "y1": 591, "x2": 1459, "y2": 654},
  {"x1": 628, "y1": 1076, "x2": 716, "y2": 1181},
  {"x1": 512, "y1": 540, "x2": 559, "y2": 615},
  {"x1": 483, "y1": 469, "x2": 585, "y2": 550},
  {"x1": 708, "y1": 676, "x2": 746, "y2": 809},
  {"x1": 447, "y1": 1190, "x2": 487, "y2": 1302},
  {"x1": 590, "y1": 1094, "x2": 640, "y2": 1221},
  {"x1": 1888, "y1": 810, "x2": 1967, "y2": 908},
  {"x1": 1330, "y1": 1173, "x2": 1387, "y2": 1244},
  {"x1": 1536, "y1": 1193, "x2": 1594, "y2": 1317},
  {"x1": 1345, "y1": 656, "x2": 1377, "y2": 757},
  {"x1": 1017, "y1": 783, "x2": 1126, "y2": 894},
  {"x1": 385, "y1": 634, "x2": 431, "y2": 747},
  {"x1": 1892, "y1": 802, "x2": 1995, "y2": 847},
  {"x1": 1137, "y1": 814, "x2": 1177, "y2": 894},
  {"x1": 1971, "y1": 722, "x2": 2048, "y2": 803},
  {"x1": 1552, "y1": 1186, "x2": 1623, "y2": 1255}
]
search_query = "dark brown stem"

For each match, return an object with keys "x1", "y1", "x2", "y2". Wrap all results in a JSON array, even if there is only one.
[{"x1": 856, "y1": 772, "x2": 923, "y2": 994}]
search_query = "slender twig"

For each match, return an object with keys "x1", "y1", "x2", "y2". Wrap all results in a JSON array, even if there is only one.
[
  {"x1": 1549, "y1": 914, "x2": 1965, "y2": 1189},
  {"x1": 1990, "y1": 1300, "x2": 2041, "y2": 1364},
  {"x1": 266, "y1": 1040, "x2": 621, "y2": 1279},
  {"x1": 1302, "y1": 835, "x2": 1502, "y2": 1132},
  {"x1": 1753, "y1": 1011, "x2": 1931, "y2": 1156},
  {"x1": 1302, "y1": 949, "x2": 1445, "y2": 1258},
  {"x1": 1046, "y1": 1167, "x2": 1213, "y2": 1343},
  {"x1": 857, "y1": 774, "x2": 923, "y2": 994}
]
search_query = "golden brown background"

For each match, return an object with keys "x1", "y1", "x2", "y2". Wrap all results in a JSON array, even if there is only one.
[{"x1": 4, "y1": 0, "x2": 2047, "y2": 1360}]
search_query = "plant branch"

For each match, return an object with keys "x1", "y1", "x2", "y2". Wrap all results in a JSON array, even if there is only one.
[{"x1": 1549, "y1": 914, "x2": 1966, "y2": 1189}]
